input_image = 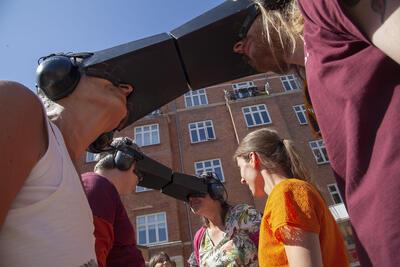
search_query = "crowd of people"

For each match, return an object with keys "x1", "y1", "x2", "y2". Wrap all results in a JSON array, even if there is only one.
[{"x1": 0, "y1": 0, "x2": 398, "y2": 266}]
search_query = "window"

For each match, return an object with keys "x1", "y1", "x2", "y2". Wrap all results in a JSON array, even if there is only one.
[
  {"x1": 242, "y1": 104, "x2": 272, "y2": 127},
  {"x1": 194, "y1": 159, "x2": 225, "y2": 182},
  {"x1": 328, "y1": 183, "x2": 343, "y2": 204},
  {"x1": 184, "y1": 89, "x2": 208, "y2": 108},
  {"x1": 293, "y1": 104, "x2": 308, "y2": 125},
  {"x1": 232, "y1": 81, "x2": 255, "y2": 90},
  {"x1": 136, "y1": 186, "x2": 152, "y2": 193},
  {"x1": 188, "y1": 120, "x2": 216, "y2": 143},
  {"x1": 137, "y1": 212, "x2": 168, "y2": 245},
  {"x1": 339, "y1": 223, "x2": 356, "y2": 248},
  {"x1": 232, "y1": 81, "x2": 257, "y2": 99},
  {"x1": 134, "y1": 124, "x2": 160, "y2": 147},
  {"x1": 280, "y1": 74, "x2": 300, "y2": 91},
  {"x1": 309, "y1": 139, "x2": 329, "y2": 164},
  {"x1": 86, "y1": 152, "x2": 100, "y2": 163}
]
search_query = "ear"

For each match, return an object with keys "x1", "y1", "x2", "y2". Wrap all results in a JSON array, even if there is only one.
[{"x1": 249, "y1": 152, "x2": 260, "y2": 169}]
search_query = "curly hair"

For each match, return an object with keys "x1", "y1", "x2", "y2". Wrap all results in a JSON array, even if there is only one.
[{"x1": 94, "y1": 137, "x2": 141, "y2": 171}]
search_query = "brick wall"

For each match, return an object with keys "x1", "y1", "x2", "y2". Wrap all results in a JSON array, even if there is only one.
[{"x1": 79, "y1": 72, "x2": 346, "y2": 266}]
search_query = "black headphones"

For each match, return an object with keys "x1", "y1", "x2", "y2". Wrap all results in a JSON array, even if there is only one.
[
  {"x1": 36, "y1": 53, "x2": 122, "y2": 153},
  {"x1": 36, "y1": 53, "x2": 93, "y2": 101},
  {"x1": 111, "y1": 138, "x2": 144, "y2": 171},
  {"x1": 199, "y1": 172, "x2": 227, "y2": 201}
]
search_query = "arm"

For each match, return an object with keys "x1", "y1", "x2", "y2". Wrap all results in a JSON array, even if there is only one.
[
  {"x1": 82, "y1": 175, "x2": 118, "y2": 267},
  {"x1": 93, "y1": 216, "x2": 114, "y2": 267},
  {"x1": 341, "y1": 0, "x2": 400, "y2": 63},
  {"x1": 281, "y1": 226, "x2": 323, "y2": 267},
  {"x1": 0, "y1": 81, "x2": 47, "y2": 229}
]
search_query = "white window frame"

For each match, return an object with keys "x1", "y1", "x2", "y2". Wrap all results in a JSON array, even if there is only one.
[
  {"x1": 232, "y1": 81, "x2": 255, "y2": 90},
  {"x1": 85, "y1": 152, "x2": 100, "y2": 163},
  {"x1": 242, "y1": 104, "x2": 272, "y2": 128},
  {"x1": 188, "y1": 120, "x2": 216, "y2": 144},
  {"x1": 293, "y1": 104, "x2": 308, "y2": 125},
  {"x1": 136, "y1": 212, "x2": 168, "y2": 245},
  {"x1": 184, "y1": 89, "x2": 208, "y2": 108},
  {"x1": 134, "y1": 124, "x2": 160, "y2": 147},
  {"x1": 327, "y1": 183, "x2": 344, "y2": 204},
  {"x1": 136, "y1": 186, "x2": 152, "y2": 193},
  {"x1": 309, "y1": 139, "x2": 330, "y2": 164},
  {"x1": 280, "y1": 74, "x2": 300, "y2": 91},
  {"x1": 194, "y1": 158, "x2": 225, "y2": 182}
]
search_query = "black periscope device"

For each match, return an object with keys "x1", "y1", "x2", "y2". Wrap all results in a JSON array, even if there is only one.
[
  {"x1": 75, "y1": 0, "x2": 256, "y2": 128},
  {"x1": 37, "y1": 0, "x2": 258, "y2": 200},
  {"x1": 115, "y1": 145, "x2": 208, "y2": 201},
  {"x1": 37, "y1": 0, "x2": 257, "y2": 151}
]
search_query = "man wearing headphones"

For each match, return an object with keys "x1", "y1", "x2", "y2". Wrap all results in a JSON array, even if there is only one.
[
  {"x1": 82, "y1": 137, "x2": 145, "y2": 267},
  {"x1": 0, "y1": 54, "x2": 133, "y2": 266}
]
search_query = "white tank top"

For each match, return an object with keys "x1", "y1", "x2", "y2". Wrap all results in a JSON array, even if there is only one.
[{"x1": 0, "y1": 116, "x2": 97, "y2": 267}]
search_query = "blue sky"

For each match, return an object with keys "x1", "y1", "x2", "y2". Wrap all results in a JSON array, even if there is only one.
[{"x1": 0, "y1": 0, "x2": 224, "y2": 89}]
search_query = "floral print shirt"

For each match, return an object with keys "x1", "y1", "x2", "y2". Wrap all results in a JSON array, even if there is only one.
[{"x1": 188, "y1": 204, "x2": 261, "y2": 267}]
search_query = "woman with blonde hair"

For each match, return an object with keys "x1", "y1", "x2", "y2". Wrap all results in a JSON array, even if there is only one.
[{"x1": 234, "y1": 128, "x2": 347, "y2": 267}]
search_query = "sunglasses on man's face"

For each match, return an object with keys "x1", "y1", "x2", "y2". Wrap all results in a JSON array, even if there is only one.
[
  {"x1": 238, "y1": 0, "x2": 293, "y2": 40},
  {"x1": 238, "y1": 4, "x2": 260, "y2": 40}
]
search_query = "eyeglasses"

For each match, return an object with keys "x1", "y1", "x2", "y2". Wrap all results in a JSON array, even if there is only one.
[
  {"x1": 238, "y1": 4, "x2": 260, "y2": 39},
  {"x1": 238, "y1": 1, "x2": 292, "y2": 40}
]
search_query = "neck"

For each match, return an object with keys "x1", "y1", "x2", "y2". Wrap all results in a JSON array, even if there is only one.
[
  {"x1": 261, "y1": 169, "x2": 288, "y2": 195},
  {"x1": 49, "y1": 99, "x2": 119, "y2": 165},
  {"x1": 206, "y1": 205, "x2": 224, "y2": 229},
  {"x1": 96, "y1": 169, "x2": 124, "y2": 195}
]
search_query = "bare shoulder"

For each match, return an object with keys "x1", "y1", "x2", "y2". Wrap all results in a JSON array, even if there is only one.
[
  {"x1": 0, "y1": 81, "x2": 44, "y2": 124},
  {"x1": 340, "y1": 0, "x2": 400, "y2": 63},
  {"x1": 0, "y1": 80, "x2": 46, "y2": 156},
  {"x1": 0, "y1": 81, "x2": 48, "y2": 228}
]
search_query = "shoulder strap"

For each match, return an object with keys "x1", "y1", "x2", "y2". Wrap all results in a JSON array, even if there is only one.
[{"x1": 193, "y1": 227, "x2": 206, "y2": 265}]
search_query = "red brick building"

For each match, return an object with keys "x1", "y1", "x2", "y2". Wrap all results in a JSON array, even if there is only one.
[{"x1": 80, "y1": 72, "x2": 359, "y2": 266}]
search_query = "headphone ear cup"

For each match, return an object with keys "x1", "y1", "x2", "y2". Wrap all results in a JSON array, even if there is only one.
[
  {"x1": 208, "y1": 182, "x2": 225, "y2": 201},
  {"x1": 87, "y1": 132, "x2": 114, "y2": 153},
  {"x1": 114, "y1": 150, "x2": 134, "y2": 171},
  {"x1": 36, "y1": 55, "x2": 81, "y2": 101}
]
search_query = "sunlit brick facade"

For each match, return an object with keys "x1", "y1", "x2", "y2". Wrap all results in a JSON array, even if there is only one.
[{"x1": 80, "y1": 72, "x2": 359, "y2": 266}]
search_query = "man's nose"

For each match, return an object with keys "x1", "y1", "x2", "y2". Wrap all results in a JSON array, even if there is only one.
[
  {"x1": 240, "y1": 178, "x2": 247, "y2": 185},
  {"x1": 233, "y1": 40, "x2": 245, "y2": 54}
]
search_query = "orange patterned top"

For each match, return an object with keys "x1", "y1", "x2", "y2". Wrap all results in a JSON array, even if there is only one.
[{"x1": 258, "y1": 179, "x2": 348, "y2": 267}]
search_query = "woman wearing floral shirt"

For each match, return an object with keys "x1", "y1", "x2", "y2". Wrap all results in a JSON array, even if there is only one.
[{"x1": 188, "y1": 173, "x2": 261, "y2": 267}]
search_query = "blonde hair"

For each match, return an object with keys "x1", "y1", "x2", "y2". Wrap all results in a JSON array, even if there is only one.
[
  {"x1": 234, "y1": 128, "x2": 310, "y2": 181},
  {"x1": 253, "y1": 0, "x2": 304, "y2": 72}
]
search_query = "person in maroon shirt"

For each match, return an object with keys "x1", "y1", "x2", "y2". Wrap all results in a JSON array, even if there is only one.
[
  {"x1": 233, "y1": 0, "x2": 400, "y2": 266},
  {"x1": 82, "y1": 137, "x2": 145, "y2": 267}
]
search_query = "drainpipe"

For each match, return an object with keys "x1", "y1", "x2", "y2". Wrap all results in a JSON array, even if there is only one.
[
  {"x1": 224, "y1": 89, "x2": 240, "y2": 145},
  {"x1": 172, "y1": 100, "x2": 194, "y2": 242}
]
